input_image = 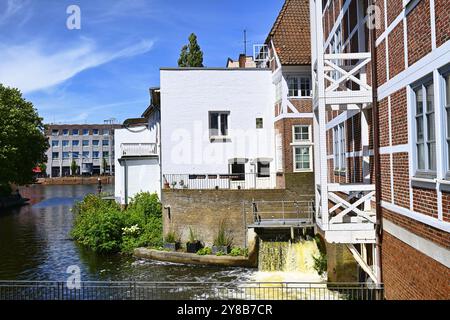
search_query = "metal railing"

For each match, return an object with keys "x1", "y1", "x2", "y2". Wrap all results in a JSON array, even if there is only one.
[
  {"x1": 251, "y1": 200, "x2": 314, "y2": 227},
  {"x1": 163, "y1": 173, "x2": 278, "y2": 190},
  {"x1": 0, "y1": 281, "x2": 383, "y2": 300},
  {"x1": 120, "y1": 143, "x2": 157, "y2": 157}
]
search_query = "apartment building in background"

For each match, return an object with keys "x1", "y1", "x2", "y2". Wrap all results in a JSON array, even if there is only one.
[
  {"x1": 310, "y1": 0, "x2": 449, "y2": 299},
  {"x1": 45, "y1": 123, "x2": 122, "y2": 177}
]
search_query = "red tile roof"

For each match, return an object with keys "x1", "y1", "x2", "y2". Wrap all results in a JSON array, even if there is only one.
[{"x1": 266, "y1": 0, "x2": 311, "y2": 65}]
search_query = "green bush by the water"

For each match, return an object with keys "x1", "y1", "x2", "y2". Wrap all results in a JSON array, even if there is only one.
[{"x1": 71, "y1": 192, "x2": 163, "y2": 254}]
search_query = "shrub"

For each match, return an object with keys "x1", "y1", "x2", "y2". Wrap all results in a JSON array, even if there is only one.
[
  {"x1": 229, "y1": 247, "x2": 248, "y2": 257},
  {"x1": 196, "y1": 247, "x2": 212, "y2": 256},
  {"x1": 71, "y1": 192, "x2": 163, "y2": 254},
  {"x1": 213, "y1": 220, "x2": 233, "y2": 247},
  {"x1": 188, "y1": 227, "x2": 199, "y2": 243},
  {"x1": 313, "y1": 252, "x2": 327, "y2": 276}
]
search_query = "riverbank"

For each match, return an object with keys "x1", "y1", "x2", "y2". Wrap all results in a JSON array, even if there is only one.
[
  {"x1": 36, "y1": 176, "x2": 114, "y2": 185},
  {"x1": 0, "y1": 194, "x2": 29, "y2": 210},
  {"x1": 134, "y1": 248, "x2": 258, "y2": 268}
]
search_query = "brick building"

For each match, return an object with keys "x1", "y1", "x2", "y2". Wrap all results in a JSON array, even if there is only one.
[
  {"x1": 256, "y1": 0, "x2": 315, "y2": 191},
  {"x1": 310, "y1": 0, "x2": 449, "y2": 299}
]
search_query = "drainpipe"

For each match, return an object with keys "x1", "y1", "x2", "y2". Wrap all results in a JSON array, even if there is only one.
[
  {"x1": 123, "y1": 159, "x2": 128, "y2": 207},
  {"x1": 369, "y1": 0, "x2": 383, "y2": 285}
]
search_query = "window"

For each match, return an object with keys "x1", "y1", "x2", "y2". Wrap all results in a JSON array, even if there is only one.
[
  {"x1": 62, "y1": 129, "x2": 69, "y2": 136},
  {"x1": 82, "y1": 151, "x2": 90, "y2": 159},
  {"x1": 287, "y1": 75, "x2": 311, "y2": 97},
  {"x1": 102, "y1": 139, "x2": 109, "y2": 146},
  {"x1": 52, "y1": 152, "x2": 59, "y2": 159},
  {"x1": 72, "y1": 140, "x2": 79, "y2": 147},
  {"x1": 333, "y1": 123, "x2": 346, "y2": 172},
  {"x1": 102, "y1": 151, "x2": 109, "y2": 158},
  {"x1": 293, "y1": 125, "x2": 311, "y2": 142},
  {"x1": 103, "y1": 129, "x2": 110, "y2": 135},
  {"x1": 209, "y1": 112, "x2": 229, "y2": 139},
  {"x1": 92, "y1": 140, "x2": 100, "y2": 146},
  {"x1": 72, "y1": 152, "x2": 79, "y2": 159},
  {"x1": 52, "y1": 140, "x2": 59, "y2": 147},
  {"x1": 294, "y1": 146, "x2": 312, "y2": 171},
  {"x1": 82, "y1": 129, "x2": 89, "y2": 136},
  {"x1": 82, "y1": 140, "x2": 89, "y2": 146},
  {"x1": 62, "y1": 140, "x2": 69, "y2": 147},
  {"x1": 257, "y1": 161, "x2": 270, "y2": 177},
  {"x1": 230, "y1": 161, "x2": 245, "y2": 180},
  {"x1": 256, "y1": 118, "x2": 263, "y2": 129},
  {"x1": 92, "y1": 151, "x2": 99, "y2": 159},
  {"x1": 51, "y1": 129, "x2": 59, "y2": 136},
  {"x1": 72, "y1": 129, "x2": 79, "y2": 136},
  {"x1": 93, "y1": 129, "x2": 99, "y2": 135},
  {"x1": 62, "y1": 152, "x2": 70, "y2": 159},
  {"x1": 444, "y1": 73, "x2": 450, "y2": 176},
  {"x1": 413, "y1": 80, "x2": 436, "y2": 176}
]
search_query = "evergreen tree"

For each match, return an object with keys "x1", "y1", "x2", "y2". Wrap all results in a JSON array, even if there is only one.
[{"x1": 177, "y1": 33, "x2": 204, "y2": 67}]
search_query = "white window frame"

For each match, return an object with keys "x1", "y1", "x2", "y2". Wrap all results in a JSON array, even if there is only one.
[
  {"x1": 52, "y1": 140, "x2": 59, "y2": 148},
  {"x1": 291, "y1": 124, "x2": 313, "y2": 172},
  {"x1": 293, "y1": 146, "x2": 313, "y2": 172},
  {"x1": 292, "y1": 125, "x2": 312, "y2": 143},
  {"x1": 52, "y1": 152, "x2": 59, "y2": 160},
  {"x1": 208, "y1": 111, "x2": 230, "y2": 140},
  {"x1": 412, "y1": 77, "x2": 436, "y2": 178},
  {"x1": 333, "y1": 123, "x2": 346, "y2": 173},
  {"x1": 286, "y1": 75, "x2": 312, "y2": 98},
  {"x1": 441, "y1": 69, "x2": 450, "y2": 179}
]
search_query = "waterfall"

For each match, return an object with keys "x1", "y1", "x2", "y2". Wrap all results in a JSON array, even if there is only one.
[{"x1": 258, "y1": 240, "x2": 320, "y2": 274}]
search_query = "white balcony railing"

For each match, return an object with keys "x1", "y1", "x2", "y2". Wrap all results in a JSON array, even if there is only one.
[{"x1": 120, "y1": 143, "x2": 157, "y2": 157}]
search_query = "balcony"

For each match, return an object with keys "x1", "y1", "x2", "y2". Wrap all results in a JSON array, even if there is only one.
[
  {"x1": 120, "y1": 143, "x2": 157, "y2": 158},
  {"x1": 316, "y1": 183, "x2": 376, "y2": 244},
  {"x1": 163, "y1": 173, "x2": 277, "y2": 190},
  {"x1": 322, "y1": 52, "x2": 372, "y2": 107}
]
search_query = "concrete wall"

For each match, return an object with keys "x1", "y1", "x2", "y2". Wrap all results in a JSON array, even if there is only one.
[
  {"x1": 160, "y1": 69, "x2": 275, "y2": 175},
  {"x1": 162, "y1": 188, "x2": 305, "y2": 248}
]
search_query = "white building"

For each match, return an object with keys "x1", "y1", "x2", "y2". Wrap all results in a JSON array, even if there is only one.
[{"x1": 114, "y1": 68, "x2": 276, "y2": 203}]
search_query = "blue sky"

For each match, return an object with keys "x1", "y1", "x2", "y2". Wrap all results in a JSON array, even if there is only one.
[{"x1": 0, "y1": 0, "x2": 284, "y2": 124}]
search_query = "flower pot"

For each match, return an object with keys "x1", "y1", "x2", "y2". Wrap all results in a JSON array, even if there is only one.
[
  {"x1": 212, "y1": 245, "x2": 230, "y2": 255},
  {"x1": 186, "y1": 241, "x2": 202, "y2": 253},
  {"x1": 164, "y1": 242, "x2": 180, "y2": 251}
]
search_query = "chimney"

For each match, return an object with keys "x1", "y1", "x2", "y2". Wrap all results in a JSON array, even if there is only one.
[{"x1": 239, "y1": 54, "x2": 246, "y2": 68}]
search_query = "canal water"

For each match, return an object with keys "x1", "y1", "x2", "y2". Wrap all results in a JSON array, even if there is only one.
[{"x1": 0, "y1": 184, "x2": 254, "y2": 282}]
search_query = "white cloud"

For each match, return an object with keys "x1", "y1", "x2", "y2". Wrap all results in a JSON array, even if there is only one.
[
  {"x1": 0, "y1": 38, "x2": 154, "y2": 93},
  {"x1": 0, "y1": 0, "x2": 30, "y2": 25}
]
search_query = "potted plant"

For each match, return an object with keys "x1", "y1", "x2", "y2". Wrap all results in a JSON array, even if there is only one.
[
  {"x1": 212, "y1": 220, "x2": 233, "y2": 255},
  {"x1": 186, "y1": 227, "x2": 202, "y2": 253},
  {"x1": 163, "y1": 230, "x2": 181, "y2": 251}
]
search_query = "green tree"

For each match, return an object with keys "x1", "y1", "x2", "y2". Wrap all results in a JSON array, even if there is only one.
[
  {"x1": 71, "y1": 160, "x2": 78, "y2": 176},
  {"x1": 0, "y1": 84, "x2": 48, "y2": 188},
  {"x1": 177, "y1": 33, "x2": 204, "y2": 67},
  {"x1": 102, "y1": 157, "x2": 108, "y2": 175}
]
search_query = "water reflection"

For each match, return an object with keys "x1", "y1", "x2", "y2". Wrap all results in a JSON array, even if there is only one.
[{"x1": 0, "y1": 184, "x2": 254, "y2": 282}]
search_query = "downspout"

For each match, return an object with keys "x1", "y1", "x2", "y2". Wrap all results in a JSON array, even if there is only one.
[
  {"x1": 123, "y1": 159, "x2": 128, "y2": 207},
  {"x1": 369, "y1": 0, "x2": 383, "y2": 285}
]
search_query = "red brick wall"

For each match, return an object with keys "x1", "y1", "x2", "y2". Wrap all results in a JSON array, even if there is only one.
[
  {"x1": 413, "y1": 187, "x2": 439, "y2": 219},
  {"x1": 378, "y1": 97, "x2": 390, "y2": 147},
  {"x1": 392, "y1": 153, "x2": 410, "y2": 209},
  {"x1": 386, "y1": 0, "x2": 403, "y2": 26},
  {"x1": 388, "y1": 21, "x2": 405, "y2": 79},
  {"x1": 383, "y1": 207, "x2": 450, "y2": 248},
  {"x1": 407, "y1": 0, "x2": 432, "y2": 66},
  {"x1": 390, "y1": 88, "x2": 408, "y2": 145},
  {"x1": 289, "y1": 99, "x2": 313, "y2": 113},
  {"x1": 377, "y1": 40, "x2": 387, "y2": 86},
  {"x1": 381, "y1": 154, "x2": 392, "y2": 201},
  {"x1": 382, "y1": 230, "x2": 450, "y2": 300},
  {"x1": 443, "y1": 192, "x2": 450, "y2": 223},
  {"x1": 435, "y1": 0, "x2": 450, "y2": 47}
]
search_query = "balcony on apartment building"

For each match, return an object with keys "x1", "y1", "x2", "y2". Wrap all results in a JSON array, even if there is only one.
[
  {"x1": 120, "y1": 143, "x2": 157, "y2": 158},
  {"x1": 319, "y1": 52, "x2": 372, "y2": 109},
  {"x1": 162, "y1": 172, "x2": 278, "y2": 190}
]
